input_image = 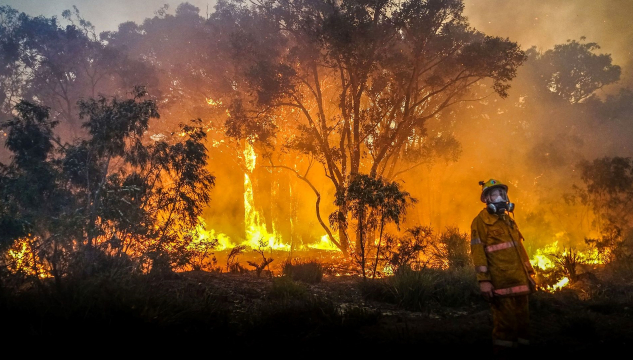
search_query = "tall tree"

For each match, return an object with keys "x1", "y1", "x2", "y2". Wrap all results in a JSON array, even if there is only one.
[
  {"x1": 0, "y1": 6, "x2": 157, "y2": 138},
  {"x1": 529, "y1": 38, "x2": 621, "y2": 104},
  {"x1": 216, "y1": 0, "x2": 526, "y2": 254}
]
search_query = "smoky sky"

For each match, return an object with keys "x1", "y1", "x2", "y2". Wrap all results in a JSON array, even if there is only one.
[
  {"x1": 463, "y1": 0, "x2": 633, "y2": 88},
  {"x1": 1, "y1": 0, "x2": 217, "y2": 31},
  {"x1": 5, "y1": 0, "x2": 632, "y2": 86}
]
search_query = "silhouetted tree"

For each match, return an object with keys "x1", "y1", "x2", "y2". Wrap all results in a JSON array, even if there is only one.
[
  {"x1": 529, "y1": 38, "x2": 621, "y2": 104},
  {"x1": 0, "y1": 6, "x2": 157, "y2": 138},
  {"x1": 574, "y1": 156, "x2": 633, "y2": 230},
  {"x1": 332, "y1": 174, "x2": 415, "y2": 278},
  {"x1": 0, "y1": 87, "x2": 215, "y2": 283},
  {"x1": 216, "y1": 0, "x2": 526, "y2": 254},
  {"x1": 569, "y1": 156, "x2": 633, "y2": 271}
]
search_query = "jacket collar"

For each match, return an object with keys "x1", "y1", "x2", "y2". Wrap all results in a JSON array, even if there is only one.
[{"x1": 479, "y1": 208, "x2": 500, "y2": 225}]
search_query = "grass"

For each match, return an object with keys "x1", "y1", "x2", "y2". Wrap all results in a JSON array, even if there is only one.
[
  {"x1": 0, "y1": 273, "x2": 230, "y2": 334},
  {"x1": 359, "y1": 266, "x2": 480, "y2": 311},
  {"x1": 0, "y1": 271, "x2": 381, "y2": 349},
  {"x1": 269, "y1": 275, "x2": 309, "y2": 299},
  {"x1": 281, "y1": 259, "x2": 324, "y2": 284},
  {"x1": 2, "y1": 263, "x2": 633, "y2": 354},
  {"x1": 239, "y1": 295, "x2": 381, "y2": 348}
]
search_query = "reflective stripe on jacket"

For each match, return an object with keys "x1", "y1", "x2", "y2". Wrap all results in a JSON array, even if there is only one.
[{"x1": 470, "y1": 209, "x2": 535, "y2": 296}]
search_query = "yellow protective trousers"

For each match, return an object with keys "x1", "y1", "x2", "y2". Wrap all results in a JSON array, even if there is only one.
[{"x1": 491, "y1": 294, "x2": 530, "y2": 348}]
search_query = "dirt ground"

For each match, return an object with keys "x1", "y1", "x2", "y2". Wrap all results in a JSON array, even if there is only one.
[
  {"x1": 2, "y1": 265, "x2": 631, "y2": 356},
  {"x1": 177, "y1": 270, "x2": 633, "y2": 356}
]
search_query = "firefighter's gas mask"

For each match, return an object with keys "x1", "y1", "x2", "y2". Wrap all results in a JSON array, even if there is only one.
[{"x1": 485, "y1": 188, "x2": 515, "y2": 214}]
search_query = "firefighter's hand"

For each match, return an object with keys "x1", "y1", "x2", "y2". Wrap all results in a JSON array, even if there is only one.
[{"x1": 479, "y1": 281, "x2": 494, "y2": 301}]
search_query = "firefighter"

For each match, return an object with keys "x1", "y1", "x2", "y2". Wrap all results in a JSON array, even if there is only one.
[{"x1": 470, "y1": 179, "x2": 536, "y2": 356}]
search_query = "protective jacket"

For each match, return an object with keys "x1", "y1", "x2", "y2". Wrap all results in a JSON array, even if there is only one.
[{"x1": 470, "y1": 209, "x2": 535, "y2": 296}]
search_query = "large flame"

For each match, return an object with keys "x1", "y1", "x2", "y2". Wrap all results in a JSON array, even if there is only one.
[
  {"x1": 529, "y1": 233, "x2": 603, "y2": 292},
  {"x1": 242, "y1": 142, "x2": 289, "y2": 251},
  {"x1": 530, "y1": 240, "x2": 559, "y2": 270},
  {"x1": 189, "y1": 217, "x2": 233, "y2": 251},
  {"x1": 307, "y1": 235, "x2": 342, "y2": 251}
]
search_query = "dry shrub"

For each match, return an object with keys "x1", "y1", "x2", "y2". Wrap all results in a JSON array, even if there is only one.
[
  {"x1": 429, "y1": 227, "x2": 472, "y2": 270},
  {"x1": 282, "y1": 259, "x2": 324, "y2": 284},
  {"x1": 381, "y1": 226, "x2": 472, "y2": 273},
  {"x1": 269, "y1": 276, "x2": 308, "y2": 300},
  {"x1": 381, "y1": 226, "x2": 433, "y2": 273},
  {"x1": 359, "y1": 266, "x2": 479, "y2": 310}
]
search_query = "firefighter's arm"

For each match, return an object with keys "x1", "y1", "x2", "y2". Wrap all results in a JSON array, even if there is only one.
[
  {"x1": 470, "y1": 218, "x2": 492, "y2": 282},
  {"x1": 516, "y1": 228, "x2": 536, "y2": 275}
]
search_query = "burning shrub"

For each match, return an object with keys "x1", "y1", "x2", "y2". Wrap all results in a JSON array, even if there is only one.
[
  {"x1": 532, "y1": 246, "x2": 591, "y2": 291},
  {"x1": 281, "y1": 259, "x2": 324, "y2": 284},
  {"x1": 585, "y1": 226, "x2": 633, "y2": 279},
  {"x1": 550, "y1": 247, "x2": 585, "y2": 282},
  {"x1": 226, "y1": 245, "x2": 247, "y2": 273},
  {"x1": 529, "y1": 240, "x2": 616, "y2": 295},
  {"x1": 0, "y1": 89, "x2": 216, "y2": 285},
  {"x1": 381, "y1": 226, "x2": 433, "y2": 273},
  {"x1": 428, "y1": 227, "x2": 473, "y2": 270},
  {"x1": 247, "y1": 239, "x2": 274, "y2": 278}
]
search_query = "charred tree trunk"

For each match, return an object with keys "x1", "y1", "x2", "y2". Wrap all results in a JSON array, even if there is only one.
[
  {"x1": 337, "y1": 199, "x2": 350, "y2": 256},
  {"x1": 275, "y1": 169, "x2": 292, "y2": 245}
]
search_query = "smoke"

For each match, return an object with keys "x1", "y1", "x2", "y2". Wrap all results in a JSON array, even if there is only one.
[
  {"x1": 385, "y1": 1, "x2": 633, "y2": 251},
  {"x1": 463, "y1": 0, "x2": 633, "y2": 89}
]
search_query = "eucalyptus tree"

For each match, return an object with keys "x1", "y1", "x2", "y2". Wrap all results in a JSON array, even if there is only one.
[
  {"x1": 0, "y1": 6, "x2": 156, "y2": 138},
  {"x1": 215, "y1": 0, "x2": 526, "y2": 254},
  {"x1": 0, "y1": 87, "x2": 215, "y2": 283},
  {"x1": 333, "y1": 174, "x2": 415, "y2": 277}
]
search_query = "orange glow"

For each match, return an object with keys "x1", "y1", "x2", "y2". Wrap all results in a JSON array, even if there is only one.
[
  {"x1": 240, "y1": 142, "x2": 290, "y2": 251},
  {"x1": 4, "y1": 237, "x2": 50, "y2": 279},
  {"x1": 306, "y1": 235, "x2": 341, "y2": 252},
  {"x1": 206, "y1": 98, "x2": 222, "y2": 106},
  {"x1": 529, "y1": 233, "x2": 604, "y2": 292},
  {"x1": 189, "y1": 217, "x2": 233, "y2": 251}
]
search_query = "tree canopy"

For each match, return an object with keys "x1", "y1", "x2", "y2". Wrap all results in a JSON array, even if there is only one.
[
  {"x1": 0, "y1": 87, "x2": 215, "y2": 281},
  {"x1": 213, "y1": 0, "x2": 525, "y2": 253}
]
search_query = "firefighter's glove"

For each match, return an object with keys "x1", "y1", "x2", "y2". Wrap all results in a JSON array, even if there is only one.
[{"x1": 479, "y1": 281, "x2": 494, "y2": 301}]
